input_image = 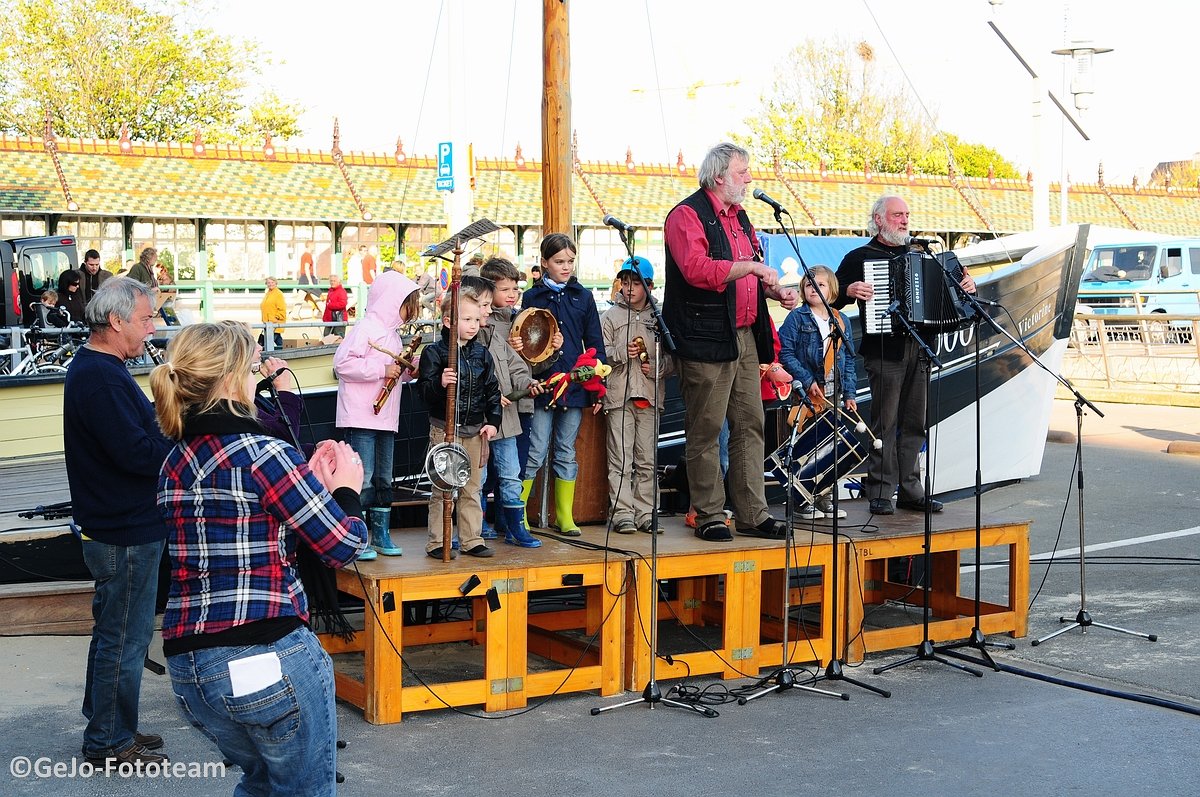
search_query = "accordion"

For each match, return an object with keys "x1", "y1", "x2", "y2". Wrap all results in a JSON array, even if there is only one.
[{"x1": 864, "y1": 251, "x2": 972, "y2": 333}]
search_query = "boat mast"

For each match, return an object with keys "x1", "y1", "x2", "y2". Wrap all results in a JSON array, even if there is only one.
[{"x1": 542, "y1": 0, "x2": 571, "y2": 234}]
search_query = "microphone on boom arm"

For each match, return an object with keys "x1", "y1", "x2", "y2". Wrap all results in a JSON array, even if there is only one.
[
  {"x1": 751, "y1": 188, "x2": 787, "y2": 214},
  {"x1": 602, "y1": 214, "x2": 637, "y2": 234}
]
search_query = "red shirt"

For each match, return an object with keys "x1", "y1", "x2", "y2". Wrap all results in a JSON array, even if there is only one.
[
  {"x1": 664, "y1": 188, "x2": 760, "y2": 328},
  {"x1": 361, "y1": 254, "x2": 377, "y2": 285}
]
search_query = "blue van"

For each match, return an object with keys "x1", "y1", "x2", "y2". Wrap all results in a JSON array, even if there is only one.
[{"x1": 1078, "y1": 239, "x2": 1200, "y2": 318}]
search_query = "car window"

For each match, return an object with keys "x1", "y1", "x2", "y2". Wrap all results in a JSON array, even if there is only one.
[
  {"x1": 1161, "y1": 247, "x2": 1183, "y2": 279},
  {"x1": 1190, "y1": 248, "x2": 1200, "y2": 276}
]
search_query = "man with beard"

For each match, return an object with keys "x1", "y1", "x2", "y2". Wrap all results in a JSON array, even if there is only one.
[
  {"x1": 835, "y1": 195, "x2": 975, "y2": 515},
  {"x1": 76, "y1": 249, "x2": 111, "y2": 307},
  {"x1": 663, "y1": 142, "x2": 798, "y2": 543}
]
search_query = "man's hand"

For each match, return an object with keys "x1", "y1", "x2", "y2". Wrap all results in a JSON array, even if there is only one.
[
  {"x1": 480, "y1": 424, "x2": 498, "y2": 441},
  {"x1": 846, "y1": 281, "x2": 874, "y2": 301},
  {"x1": 959, "y1": 270, "x2": 976, "y2": 294},
  {"x1": 441, "y1": 368, "x2": 456, "y2": 388}
]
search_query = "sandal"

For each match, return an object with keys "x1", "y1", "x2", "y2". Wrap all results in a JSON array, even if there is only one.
[
  {"x1": 736, "y1": 517, "x2": 788, "y2": 540},
  {"x1": 695, "y1": 520, "x2": 733, "y2": 542}
]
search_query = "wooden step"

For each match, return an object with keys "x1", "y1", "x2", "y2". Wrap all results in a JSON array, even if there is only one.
[{"x1": 0, "y1": 580, "x2": 93, "y2": 636}]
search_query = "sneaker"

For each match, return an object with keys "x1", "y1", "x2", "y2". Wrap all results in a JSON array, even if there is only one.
[
  {"x1": 815, "y1": 496, "x2": 847, "y2": 519},
  {"x1": 637, "y1": 519, "x2": 663, "y2": 534},
  {"x1": 427, "y1": 547, "x2": 459, "y2": 560},
  {"x1": 796, "y1": 503, "x2": 825, "y2": 521},
  {"x1": 613, "y1": 519, "x2": 637, "y2": 534},
  {"x1": 85, "y1": 744, "x2": 168, "y2": 769},
  {"x1": 463, "y1": 544, "x2": 495, "y2": 558}
]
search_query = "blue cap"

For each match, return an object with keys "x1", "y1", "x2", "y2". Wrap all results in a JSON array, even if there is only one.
[{"x1": 617, "y1": 256, "x2": 654, "y2": 282}]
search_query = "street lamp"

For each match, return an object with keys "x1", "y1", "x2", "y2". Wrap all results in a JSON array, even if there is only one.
[{"x1": 1052, "y1": 39, "x2": 1112, "y2": 224}]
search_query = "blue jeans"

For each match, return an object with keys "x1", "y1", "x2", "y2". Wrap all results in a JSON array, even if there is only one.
[
  {"x1": 523, "y1": 406, "x2": 583, "y2": 481},
  {"x1": 491, "y1": 436, "x2": 523, "y2": 506},
  {"x1": 345, "y1": 428, "x2": 394, "y2": 507},
  {"x1": 168, "y1": 626, "x2": 338, "y2": 797},
  {"x1": 81, "y1": 538, "x2": 165, "y2": 758}
]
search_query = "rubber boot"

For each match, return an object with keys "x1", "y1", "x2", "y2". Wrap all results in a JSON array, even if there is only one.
[
  {"x1": 552, "y1": 478, "x2": 581, "y2": 537},
  {"x1": 480, "y1": 490, "x2": 497, "y2": 540},
  {"x1": 502, "y1": 505, "x2": 541, "y2": 548},
  {"x1": 368, "y1": 507, "x2": 402, "y2": 556},
  {"x1": 520, "y1": 478, "x2": 536, "y2": 528}
]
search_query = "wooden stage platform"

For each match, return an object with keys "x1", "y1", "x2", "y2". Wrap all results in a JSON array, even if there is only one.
[{"x1": 320, "y1": 501, "x2": 1030, "y2": 724}]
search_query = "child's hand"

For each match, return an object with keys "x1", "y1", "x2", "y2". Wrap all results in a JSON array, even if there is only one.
[
  {"x1": 807, "y1": 382, "x2": 824, "y2": 404},
  {"x1": 550, "y1": 330, "x2": 564, "y2": 351},
  {"x1": 527, "y1": 381, "x2": 544, "y2": 396},
  {"x1": 499, "y1": 396, "x2": 511, "y2": 408},
  {"x1": 441, "y1": 368, "x2": 456, "y2": 387},
  {"x1": 626, "y1": 341, "x2": 641, "y2": 359},
  {"x1": 507, "y1": 333, "x2": 524, "y2": 353},
  {"x1": 384, "y1": 363, "x2": 402, "y2": 380},
  {"x1": 480, "y1": 424, "x2": 498, "y2": 441},
  {"x1": 845, "y1": 398, "x2": 857, "y2": 413},
  {"x1": 640, "y1": 362, "x2": 651, "y2": 376},
  {"x1": 592, "y1": 403, "x2": 602, "y2": 416}
]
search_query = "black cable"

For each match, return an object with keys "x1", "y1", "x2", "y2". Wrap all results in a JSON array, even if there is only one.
[{"x1": 991, "y1": 660, "x2": 1200, "y2": 718}]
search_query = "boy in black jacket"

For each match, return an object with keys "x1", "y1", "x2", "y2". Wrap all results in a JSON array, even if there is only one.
[{"x1": 417, "y1": 289, "x2": 502, "y2": 559}]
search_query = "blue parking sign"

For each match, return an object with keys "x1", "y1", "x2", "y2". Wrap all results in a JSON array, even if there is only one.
[{"x1": 436, "y1": 142, "x2": 454, "y2": 191}]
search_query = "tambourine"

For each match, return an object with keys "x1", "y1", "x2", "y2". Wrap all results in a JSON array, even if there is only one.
[{"x1": 512, "y1": 307, "x2": 560, "y2": 364}]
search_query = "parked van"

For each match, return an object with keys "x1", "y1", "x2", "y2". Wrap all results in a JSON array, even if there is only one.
[
  {"x1": 1, "y1": 235, "x2": 80, "y2": 329},
  {"x1": 1077, "y1": 239, "x2": 1200, "y2": 318}
]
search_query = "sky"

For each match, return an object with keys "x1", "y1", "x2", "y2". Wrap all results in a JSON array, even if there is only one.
[{"x1": 209, "y1": 0, "x2": 1193, "y2": 185}]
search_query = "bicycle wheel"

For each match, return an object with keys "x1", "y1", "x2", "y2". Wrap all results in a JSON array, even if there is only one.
[{"x1": 30, "y1": 363, "x2": 68, "y2": 375}]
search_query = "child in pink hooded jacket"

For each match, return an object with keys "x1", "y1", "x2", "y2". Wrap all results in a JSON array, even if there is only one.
[{"x1": 333, "y1": 270, "x2": 421, "y2": 557}]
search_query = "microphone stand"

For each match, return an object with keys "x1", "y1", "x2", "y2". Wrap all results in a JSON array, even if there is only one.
[
  {"x1": 924, "y1": 248, "x2": 1156, "y2": 649},
  {"x1": 872, "y1": 267, "x2": 983, "y2": 679},
  {"x1": 592, "y1": 227, "x2": 713, "y2": 718},
  {"x1": 743, "y1": 204, "x2": 886, "y2": 702},
  {"x1": 933, "y1": 274, "x2": 1014, "y2": 669}
]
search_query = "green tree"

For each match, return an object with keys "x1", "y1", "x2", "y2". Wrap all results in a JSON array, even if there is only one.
[
  {"x1": 0, "y1": 0, "x2": 301, "y2": 143},
  {"x1": 736, "y1": 39, "x2": 1018, "y2": 178}
]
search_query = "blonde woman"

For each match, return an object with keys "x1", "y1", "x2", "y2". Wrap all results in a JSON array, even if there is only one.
[{"x1": 150, "y1": 321, "x2": 367, "y2": 796}]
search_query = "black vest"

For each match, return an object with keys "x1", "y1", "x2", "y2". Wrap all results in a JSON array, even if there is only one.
[{"x1": 663, "y1": 189, "x2": 773, "y2": 363}]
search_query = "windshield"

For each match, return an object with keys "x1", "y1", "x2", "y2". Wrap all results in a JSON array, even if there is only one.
[{"x1": 1082, "y1": 246, "x2": 1157, "y2": 282}]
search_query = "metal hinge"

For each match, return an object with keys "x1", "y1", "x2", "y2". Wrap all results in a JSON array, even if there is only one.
[
  {"x1": 733, "y1": 560, "x2": 757, "y2": 573},
  {"x1": 490, "y1": 677, "x2": 524, "y2": 695},
  {"x1": 732, "y1": 647, "x2": 755, "y2": 661},
  {"x1": 683, "y1": 598, "x2": 701, "y2": 610},
  {"x1": 492, "y1": 578, "x2": 525, "y2": 595}
]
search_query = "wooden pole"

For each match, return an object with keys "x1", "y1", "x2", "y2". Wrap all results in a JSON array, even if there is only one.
[
  {"x1": 442, "y1": 241, "x2": 463, "y2": 561},
  {"x1": 542, "y1": 0, "x2": 571, "y2": 234}
]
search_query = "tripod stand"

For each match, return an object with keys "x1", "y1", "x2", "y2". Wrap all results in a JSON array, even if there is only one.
[
  {"x1": 936, "y1": 296, "x2": 1014, "y2": 669},
  {"x1": 873, "y1": 296, "x2": 983, "y2": 679},
  {"x1": 1031, "y1": 395, "x2": 1157, "y2": 646},
  {"x1": 744, "y1": 204, "x2": 888, "y2": 700},
  {"x1": 740, "y1": 407, "x2": 847, "y2": 704},
  {"x1": 592, "y1": 230, "x2": 714, "y2": 718}
]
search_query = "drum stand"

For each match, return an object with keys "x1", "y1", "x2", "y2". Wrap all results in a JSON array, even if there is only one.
[
  {"x1": 873, "y1": 305, "x2": 983, "y2": 679},
  {"x1": 592, "y1": 234, "x2": 714, "y2": 719}
]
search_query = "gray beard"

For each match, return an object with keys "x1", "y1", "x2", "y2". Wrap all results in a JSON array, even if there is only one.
[{"x1": 878, "y1": 227, "x2": 907, "y2": 247}]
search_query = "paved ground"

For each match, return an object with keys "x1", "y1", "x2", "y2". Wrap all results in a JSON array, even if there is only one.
[{"x1": 2, "y1": 398, "x2": 1198, "y2": 796}]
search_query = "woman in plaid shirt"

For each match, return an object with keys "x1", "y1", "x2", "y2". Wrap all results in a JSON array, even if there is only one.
[{"x1": 150, "y1": 321, "x2": 367, "y2": 797}]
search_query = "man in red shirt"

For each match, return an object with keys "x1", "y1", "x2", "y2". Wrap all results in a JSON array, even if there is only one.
[
  {"x1": 323, "y1": 273, "x2": 348, "y2": 337},
  {"x1": 663, "y1": 142, "x2": 798, "y2": 542}
]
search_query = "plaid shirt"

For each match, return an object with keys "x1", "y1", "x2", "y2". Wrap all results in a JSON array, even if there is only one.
[{"x1": 158, "y1": 412, "x2": 367, "y2": 642}]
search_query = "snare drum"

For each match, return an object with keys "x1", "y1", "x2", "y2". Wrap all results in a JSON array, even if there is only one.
[{"x1": 768, "y1": 408, "x2": 869, "y2": 503}]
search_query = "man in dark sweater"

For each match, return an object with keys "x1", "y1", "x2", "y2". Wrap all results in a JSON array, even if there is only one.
[
  {"x1": 64, "y1": 277, "x2": 173, "y2": 767},
  {"x1": 834, "y1": 195, "x2": 975, "y2": 515}
]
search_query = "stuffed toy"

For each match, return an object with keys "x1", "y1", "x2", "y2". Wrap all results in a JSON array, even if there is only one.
[{"x1": 543, "y1": 347, "x2": 611, "y2": 408}]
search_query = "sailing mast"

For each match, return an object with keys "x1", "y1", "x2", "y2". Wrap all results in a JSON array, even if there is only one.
[{"x1": 542, "y1": 0, "x2": 571, "y2": 233}]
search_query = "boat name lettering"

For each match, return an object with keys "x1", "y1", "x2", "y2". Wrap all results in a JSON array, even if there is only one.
[
  {"x1": 934, "y1": 325, "x2": 975, "y2": 356},
  {"x1": 1018, "y1": 301, "x2": 1054, "y2": 335}
]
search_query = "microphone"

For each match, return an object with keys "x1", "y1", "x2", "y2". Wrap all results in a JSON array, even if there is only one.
[
  {"x1": 752, "y1": 188, "x2": 787, "y2": 214},
  {"x1": 791, "y1": 380, "x2": 816, "y2": 410},
  {"x1": 904, "y1": 235, "x2": 940, "y2": 247},
  {"x1": 252, "y1": 361, "x2": 287, "y2": 383},
  {"x1": 602, "y1": 214, "x2": 636, "y2": 234}
]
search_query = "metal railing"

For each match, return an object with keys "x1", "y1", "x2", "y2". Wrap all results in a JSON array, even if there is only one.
[{"x1": 1065, "y1": 311, "x2": 1200, "y2": 392}]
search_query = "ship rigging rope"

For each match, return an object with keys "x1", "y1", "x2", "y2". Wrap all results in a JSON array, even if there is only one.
[
  {"x1": 640, "y1": 0, "x2": 674, "y2": 166},
  {"x1": 861, "y1": 0, "x2": 1017, "y2": 266},
  {"x1": 396, "y1": 0, "x2": 445, "y2": 222},
  {"x1": 486, "y1": 0, "x2": 520, "y2": 220}
]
